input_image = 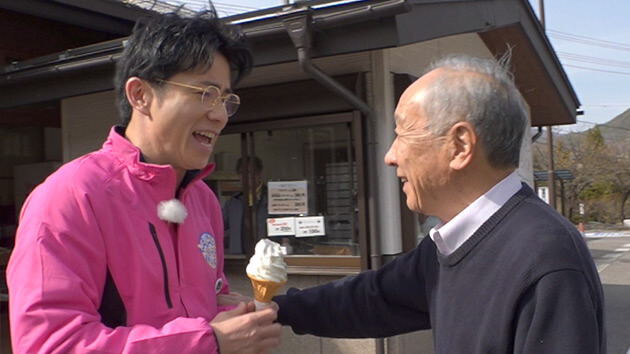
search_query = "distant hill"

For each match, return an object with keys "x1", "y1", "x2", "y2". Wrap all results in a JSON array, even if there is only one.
[
  {"x1": 546, "y1": 108, "x2": 630, "y2": 146},
  {"x1": 597, "y1": 108, "x2": 630, "y2": 144}
]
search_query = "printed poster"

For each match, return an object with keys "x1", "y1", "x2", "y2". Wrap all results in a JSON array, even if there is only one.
[{"x1": 268, "y1": 180, "x2": 308, "y2": 215}]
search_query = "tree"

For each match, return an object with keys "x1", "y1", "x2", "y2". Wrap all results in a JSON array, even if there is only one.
[
  {"x1": 534, "y1": 127, "x2": 618, "y2": 223},
  {"x1": 579, "y1": 127, "x2": 618, "y2": 223},
  {"x1": 608, "y1": 140, "x2": 630, "y2": 221}
]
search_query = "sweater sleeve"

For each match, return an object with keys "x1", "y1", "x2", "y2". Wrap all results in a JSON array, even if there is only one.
[
  {"x1": 274, "y1": 243, "x2": 432, "y2": 338},
  {"x1": 7, "y1": 182, "x2": 220, "y2": 353},
  {"x1": 513, "y1": 269, "x2": 605, "y2": 353}
]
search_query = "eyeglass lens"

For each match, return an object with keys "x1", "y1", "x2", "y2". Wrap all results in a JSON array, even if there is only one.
[{"x1": 202, "y1": 86, "x2": 240, "y2": 117}]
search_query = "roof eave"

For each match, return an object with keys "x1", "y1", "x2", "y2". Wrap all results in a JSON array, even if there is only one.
[
  {"x1": 0, "y1": 0, "x2": 579, "y2": 127},
  {"x1": 0, "y1": 0, "x2": 151, "y2": 35}
]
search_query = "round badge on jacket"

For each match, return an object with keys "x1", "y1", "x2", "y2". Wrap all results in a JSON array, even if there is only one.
[
  {"x1": 198, "y1": 232, "x2": 217, "y2": 269},
  {"x1": 215, "y1": 278, "x2": 223, "y2": 294}
]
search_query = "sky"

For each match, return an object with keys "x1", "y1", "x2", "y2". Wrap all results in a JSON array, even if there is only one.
[
  {"x1": 170, "y1": 0, "x2": 630, "y2": 133},
  {"x1": 526, "y1": 0, "x2": 630, "y2": 133}
]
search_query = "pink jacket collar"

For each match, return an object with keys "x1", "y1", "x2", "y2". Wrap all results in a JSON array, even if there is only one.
[{"x1": 102, "y1": 126, "x2": 215, "y2": 191}]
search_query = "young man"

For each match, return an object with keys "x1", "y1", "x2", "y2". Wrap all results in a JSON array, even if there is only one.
[
  {"x1": 273, "y1": 54, "x2": 606, "y2": 353},
  {"x1": 8, "y1": 10, "x2": 281, "y2": 353}
]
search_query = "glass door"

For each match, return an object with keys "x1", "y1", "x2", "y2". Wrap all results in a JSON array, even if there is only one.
[{"x1": 207, "y1": 112, "x2": 367, "y2": 271}]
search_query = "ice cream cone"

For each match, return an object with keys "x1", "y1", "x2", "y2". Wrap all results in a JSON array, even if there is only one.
[
  {"x1": 248, "y1": 274, "x2": 286, "y2": 310},
  {"x1": 246, "y1": 239, "x2": 288, "y2": 310}
]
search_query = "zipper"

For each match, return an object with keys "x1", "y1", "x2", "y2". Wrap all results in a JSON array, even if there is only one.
[{"x1": 148, "y1": 222, "x2": 173, "y2": 308}]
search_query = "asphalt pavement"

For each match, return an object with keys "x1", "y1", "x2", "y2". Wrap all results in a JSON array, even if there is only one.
[{"x1": 584, "y1": 233, "x2": 630, "y2": 354}]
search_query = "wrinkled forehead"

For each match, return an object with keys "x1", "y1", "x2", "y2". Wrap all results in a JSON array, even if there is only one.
[{"x1": 394, "y1": 87, "x2": 430, "y2": 134}]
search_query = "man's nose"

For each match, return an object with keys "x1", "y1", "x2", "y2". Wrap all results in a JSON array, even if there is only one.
[
  {"x1": 206, "y1": 107, "x2": 228, "y2": 127},
  {"x1": 384, "y1": 145, "x2": 396, "y2": 166}
]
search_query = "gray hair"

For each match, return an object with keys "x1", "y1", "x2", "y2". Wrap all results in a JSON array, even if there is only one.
[{"x1": 420, "y1": 53, "x2": 527, "y2": 168}]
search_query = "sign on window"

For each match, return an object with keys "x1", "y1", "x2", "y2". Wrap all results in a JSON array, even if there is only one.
[
  {"x1": 267, "y1": 217, "x2": 296, "y2": 236},
  {"x1": 295, "y1": 216, "x2": 326, "y2": 237},
  {"x1": 268, "y1": 180, "x2": 308, "y2": 215}
]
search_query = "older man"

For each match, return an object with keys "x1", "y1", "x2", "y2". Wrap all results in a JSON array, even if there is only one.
[{"x1": 273, "y1": 54, "x2": 606, "y2": 353}]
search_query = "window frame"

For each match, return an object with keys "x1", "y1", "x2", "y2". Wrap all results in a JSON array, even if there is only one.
[{"x1": 221, "y1": 111, "x2": 368, "y2": 274}]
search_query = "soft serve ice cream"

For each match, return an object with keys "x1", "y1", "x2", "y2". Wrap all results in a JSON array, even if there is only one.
[{"x1": 246, "y1": 239, "x2": 287, "y2": 310}]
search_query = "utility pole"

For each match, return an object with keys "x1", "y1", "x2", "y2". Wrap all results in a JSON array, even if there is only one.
[{"x1": 539, "y1": 0, "x2": 557, "y2": 210}]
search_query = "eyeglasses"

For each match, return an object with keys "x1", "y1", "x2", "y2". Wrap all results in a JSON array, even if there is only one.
[{"x1": 157, "y1": 79, "x2": 241, "y2": 117}]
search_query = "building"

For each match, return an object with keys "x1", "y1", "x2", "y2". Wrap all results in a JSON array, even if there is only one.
[{"x1": 0, "y1": 0, "x2": 579, "y2": 352}]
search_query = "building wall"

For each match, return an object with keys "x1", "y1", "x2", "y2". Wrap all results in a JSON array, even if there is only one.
[{"x1": 61, "y1": 90, "x2": 118, "y2": 161}]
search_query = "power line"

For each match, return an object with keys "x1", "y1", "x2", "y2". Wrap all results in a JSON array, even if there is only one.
[
  {"x1": 562, "y1": 64, "x2": 630, "y2": 75},
  {"x1": 214, "y1": 2, "x2": 258, "y2": 11},
  {"x1": 547, "y1": 29, "x2": 630, "y2": 52},
  {"x1": 557, "y1": 51, "x2": 630, "y2": 69},
  {"x1": 548, "y1": 29, "x2": 630, "y2": 48},
  {"x1": 581, "y1": 104, "x2": 630, "y2": 108},
  {"x1": 543, "y1": 29, "x2": 630, "y2": 76}
]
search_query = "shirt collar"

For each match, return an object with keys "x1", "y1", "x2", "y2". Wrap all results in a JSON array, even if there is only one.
[{"x1": 429, "y1": 170, "x2": 522, "y2": 255}]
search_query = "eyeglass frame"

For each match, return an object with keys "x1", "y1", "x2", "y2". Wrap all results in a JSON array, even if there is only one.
[{"x1": 156, "y1": 79, "x2": 241, "y2": 117}]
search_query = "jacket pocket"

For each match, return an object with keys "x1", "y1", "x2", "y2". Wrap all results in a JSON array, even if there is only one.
[{"x1": 148, "y1": 222, "x2": 173, "y2": 308}]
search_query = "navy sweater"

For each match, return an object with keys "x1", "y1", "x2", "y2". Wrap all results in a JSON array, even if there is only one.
[{"x1": 275, "y1": 185, "x2": 606, "y2": 353}]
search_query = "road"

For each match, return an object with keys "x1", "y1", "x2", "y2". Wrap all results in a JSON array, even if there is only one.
[{"x1": 584, "y1": 232, "x2": 630, "y2": 354}]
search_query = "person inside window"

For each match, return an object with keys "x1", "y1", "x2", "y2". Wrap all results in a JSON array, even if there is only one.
[{"x1": 223, "y1": 156, "x2": 268, "y2": 254}]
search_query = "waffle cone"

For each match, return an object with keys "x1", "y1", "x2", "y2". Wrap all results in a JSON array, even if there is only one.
[{"x1": 247, "y1": 274, "x2": 286, "y2": 302}]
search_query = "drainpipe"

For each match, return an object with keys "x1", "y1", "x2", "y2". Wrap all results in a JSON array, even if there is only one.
[
  {"x1": 282, "y1": 9, "x2": 373, "y2": 117},
  {"x1": 282, "y1": 7, "x2": 385, "y2": 354}
]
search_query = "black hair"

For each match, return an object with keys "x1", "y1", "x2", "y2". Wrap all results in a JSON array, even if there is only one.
[
  {"x1": 114, "y1": 7, "x2": 253, "y2": 127},
  {"x1": 236, "y1": 156, "x2": 263, "y2": 173}
]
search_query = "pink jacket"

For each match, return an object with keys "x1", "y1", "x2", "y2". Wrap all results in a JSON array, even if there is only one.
[{"x1": 8, "y1": 127, "x2": 229, "y2": 353}]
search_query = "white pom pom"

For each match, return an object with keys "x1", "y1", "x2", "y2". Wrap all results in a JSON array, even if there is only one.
[{"x1": 157, "y1": 199, "x2": 188, "y2": 224}]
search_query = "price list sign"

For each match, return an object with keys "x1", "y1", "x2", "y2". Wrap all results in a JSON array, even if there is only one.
[
  {"x1": 295, "y1": 216, "x2": 326, "y2": 237},
  {"x1": 267, "y1": 180, "x2": 308, "y2": 215}
]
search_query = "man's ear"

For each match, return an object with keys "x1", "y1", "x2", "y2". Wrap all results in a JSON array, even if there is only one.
[
  {"x1": 125, "y1": 77, "x2": 153, "y2": 116},
  {"x1": 448, "y1": 121, "x2": 476, "y2": 171}
]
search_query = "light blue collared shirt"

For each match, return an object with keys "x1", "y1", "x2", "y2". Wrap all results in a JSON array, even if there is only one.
[{"x1": 429, "y1": 171, "x2": 522, "y2": 255}]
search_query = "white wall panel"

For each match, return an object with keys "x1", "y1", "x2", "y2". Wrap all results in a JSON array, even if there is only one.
[{"x1": 61, "y1": 90, "x2": 118, "y2": 162}]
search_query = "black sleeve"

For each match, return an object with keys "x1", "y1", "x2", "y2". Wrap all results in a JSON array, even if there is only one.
[
  {"x1": 513, "y1": 270, "x2": 605, "y2": 353},
  {"x1": 274, "y1": 241, "x2": 433, "y2": 338}
]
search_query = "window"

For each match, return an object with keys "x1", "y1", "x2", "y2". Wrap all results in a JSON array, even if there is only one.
[{"x1": 208, "y1": 112, "x2": 367, "y2": 273}]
